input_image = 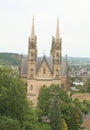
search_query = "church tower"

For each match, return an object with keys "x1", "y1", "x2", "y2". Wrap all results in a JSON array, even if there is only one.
[
  {"x1": 27, "y1": 17, "x2": 38, "y2": 104},
  {"x1": 51, "y1": 18, "x2": 62, "y2": 80},
  {"x1": 27, "y1": 17, "x2": 37, "y2": 79}
]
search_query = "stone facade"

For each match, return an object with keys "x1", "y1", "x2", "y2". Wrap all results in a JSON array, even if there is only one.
[{"x1": 20, "y1": 17, "x2": 70, "y2": 105}]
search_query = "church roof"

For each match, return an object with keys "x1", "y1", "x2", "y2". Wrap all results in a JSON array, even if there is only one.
[
  {"x1": 36, "y1": 56, "x2": 53, "y2": 73},
  {"x1": 20, "y1": 56, "x2": 67, "y2": 77},
  {"x1": 62, "y1": 57, "x2": 68, "y2": 76},
  {"x1": 20, "y1": 56, "x2": 28, "y2": 76}
]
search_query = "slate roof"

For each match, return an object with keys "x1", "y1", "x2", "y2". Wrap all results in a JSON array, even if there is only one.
[
  {"x1": 36, "y1": 56, "x2": 53, "y2": 73},
  {"x1": 20, "y1": 57, "x2": 28, "y2": 76},
  {"x1": 20, "y1": 56, "x2": 67, "y2": 77},
  {"x1": 62, "y1": 58, "x2": 67, "y2": 76}
]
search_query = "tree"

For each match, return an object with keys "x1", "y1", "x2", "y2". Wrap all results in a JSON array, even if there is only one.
[
  {"x1": 49, "y1": 97, "x2": 61, "y2": 130},
  {"x1": 74, "y1": 99, "x2": 89, "y2": 117},
  {"x1": 74, "y1": 107, "x2": 82, "y2": 130},
  {"x1": 0, "y1": 67, "x2": 38, "y2": 129},
  {"x1": 0, "y1": 116, "x2": 21, "y2": 130},
  {"x1": 24, "y1": 101, "x2": 39, "y2": 130},
  {"x1": 61, "y1": 118, "x2": 68, "y2": 130},
  {"x1": 83, "y1": 78, "x2": 90, "y2": 92},
  {"x1": 38, "y1": 86, "x2": 50, "y2": 117},
  {"x1": 83, "y1": 100, "x2": 90, "y2": 111},
  {"x1": 38, "y1": 84, "x2": 71, "y2": 117},
  {"x1": 64, "y1": 105, "x2": 82, "y2": 130},
  {"x1": 38, "y1": 84, "x2": 71, "y2": 129},
  {"x1": 0, "y1": 67, "x2": 28, "y2": 124},
  {"x1": 38, "y1": 84, "x2": 83, "y2": 130}
]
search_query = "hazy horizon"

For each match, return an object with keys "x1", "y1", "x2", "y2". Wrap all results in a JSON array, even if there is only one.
[
  {"x1": 0, "y1": 0, "x2": 90, "y2": 58},
  {"x1": 1, "y1": 51, "x2": 90, "y2": 59}
]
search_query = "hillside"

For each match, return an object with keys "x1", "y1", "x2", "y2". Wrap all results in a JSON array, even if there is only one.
[
  {"x1": 0, "y1": 53, "x2": 90, "y2": 66},
  {"x1": 0, "y1": 53, "x2": 21, "y2": 66},
  {"x1": 68, "y1": 57, "x2": 90, "y2": 66}
]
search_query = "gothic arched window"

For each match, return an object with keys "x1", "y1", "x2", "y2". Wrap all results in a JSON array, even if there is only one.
[
  {"x1": 56, "y1": 53, "x2": 59, "y2": 61},
  {"x1": 43, "y1": 68, "x2": 46, "y2": 74},
  {"x1": 31, "y1": 53, "x2": 33, "y2": 61}
]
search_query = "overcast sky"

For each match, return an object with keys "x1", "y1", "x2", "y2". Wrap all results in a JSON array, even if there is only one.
[{"x1": 0, "y1": 0, "x2": 90, "y2": 57}]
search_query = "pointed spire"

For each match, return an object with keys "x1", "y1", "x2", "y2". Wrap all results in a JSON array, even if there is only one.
[
  {"x1": 31, "y1": 16, "x2": 35, "y2": 40},
  {"x1": 55, "y1": 17, "x2": 60, "y2": 41}
]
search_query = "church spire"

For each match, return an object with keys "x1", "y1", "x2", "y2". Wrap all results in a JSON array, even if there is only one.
[
  {"x1": 31, "y1": 16, "x2": 35, "y2": 40},
  {"x1": 55, "y1": 17, "x2": 60, "y2": 41}
]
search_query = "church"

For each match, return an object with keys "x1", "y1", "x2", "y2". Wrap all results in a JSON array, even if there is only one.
[{"x1": 20, "y1": 17, "x2": 70, "y2": 105}]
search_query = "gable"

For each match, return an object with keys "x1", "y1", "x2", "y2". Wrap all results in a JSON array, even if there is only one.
[{"x1": 37, "y1": 59, "x2": 52, "y2": 78}]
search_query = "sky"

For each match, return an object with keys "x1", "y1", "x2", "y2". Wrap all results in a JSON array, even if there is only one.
[{"x1": 0, "y1": 0, "x2": 90, "y2": 58}]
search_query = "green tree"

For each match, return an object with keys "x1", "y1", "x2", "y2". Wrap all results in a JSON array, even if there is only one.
[
  {"x1": 0, "y1": 67, "x2": 38, "y2": 129},
  {"x1": 64, "y1": 105, "x2": 82, "y2": 130},
  {"x1": 0, "y1": 67, "x2": 28, "y2": 124},
  {"x1": 24, "y1": 101, "x2": 39, "y2": 130},
  {"x1": 83, "y1": 100, "x2": 90, "y2": 110},
  {"x1": 74, "y1": 98, "x2": 89, "y2": 117},
  {"x1": 74, "y1": 107, "x2": 82, "y2": 130},
  {"x1": 83, "y1": 78, "x2": 90, "y2": 92},
  {"x1": 38, "y1": 86, "x2": 50, "y2": 117},
  {"x1": 61, "y1": 118, "x2": 68, "y2": 130},
  {"x1": 38, "y1": 84, "x2": 71, "y2": 129},
  {"x1": 0, "y1": 116, "x2": 21, "y2": 130},
  {"x1": 38, "y1": 84, "x2": 71, "y2": 117},
  {"x1": 49, "y1": 97, "x2": 61, "y2": 130},
  {"x1": 38, "y1": 84, "x2": 83, "y2": 130}
]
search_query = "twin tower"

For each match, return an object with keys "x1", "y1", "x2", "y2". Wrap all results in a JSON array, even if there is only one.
[{"x1": 20, "y1": 17, "x2": 70, "y2": 105}]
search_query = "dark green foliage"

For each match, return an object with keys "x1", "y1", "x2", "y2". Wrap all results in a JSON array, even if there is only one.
[
  {"x1": 62, "y1": 98, "x2": 83, "y2": 130},
  {"x1": 23, "y1": 103, "x2": 39, "y2": 130},
  {"x1": 0, "y1": 116, "x2": 21, "y2": 130},
  {"x1": 66, "y1": 106, "x2": 82, "y2": 130},
  {"x1": 38, "y1": 84, "x2": 71, "y2": 130},
  {"x1": 49, "y1": 97, "x2": 61, "y2": 130},
  {"x1": 0, "y1": 67, "x2": 39, "y2": 129},
  {"x1": 49, "y1": 84, "x2": 70, "y2": 130},
  {"x1": 38, "y1": 84, "x2": 71, "y2": 117},
  {"x1": 0, "y1": 67, "x2": 28, "y2": 125},
  {"x1": 83, "y1": 78, "x2": 90, "y2": 93},
  {"x1": 38, "y1": 84, "x2": 84, "y2": 130},
  {"x1": 49, "y1": 84, "x2": 71, "y2": 103},
  {"x1": 38, "y1": 86, "x2": 50, "y2": 116},
  {"x1": 37, "y1": 123, "x2": 51, "y2": 130},
  {"x1": 83, "y1": 100, "x2": 90, "y2": 109},
  {"x1": 0, "y1": 53, "x2": 20, "y2": 65},
  {"x1": 74, "y1": 98, "x2": 89, "y2": 115}
]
